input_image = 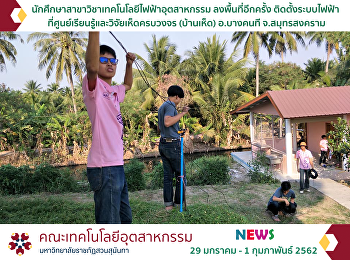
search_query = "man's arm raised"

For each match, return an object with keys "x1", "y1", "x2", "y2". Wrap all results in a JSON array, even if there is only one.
[
  {"x1": 164, "y1": 107, "x2": 190, "y2": 127},
  {"x1": 85, "y1": 32, "x2": 100, "y2": 91},
  {"x1": 123, "y1": 52, "x2": 136, "y2": 91}
]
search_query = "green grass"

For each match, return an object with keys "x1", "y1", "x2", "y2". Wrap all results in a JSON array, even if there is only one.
[
  {"x1": 131, "y1": 201, "x2": 248, "y2": 224},
  {"x1": 0, "y1": 196, "x2": 247, "y2": 224},
  {"x1": 0, "y1": 196, "x2": 94, "y2": 224},
  {"x1": 1, "y1": 181, "x2": 350, "y2": 224}
]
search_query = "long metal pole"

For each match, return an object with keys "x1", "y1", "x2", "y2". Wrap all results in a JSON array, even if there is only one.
[{"x1": 180, "y1": 135, "x2": 184, "y2": 212}]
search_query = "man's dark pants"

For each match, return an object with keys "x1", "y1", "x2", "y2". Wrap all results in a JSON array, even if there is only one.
[
  {"x1": 300, "y1": 169, "x2": 310, "y2": 191},
  {"x1": 268, "y1": 201, "x2": 297, "y2": 215},
  {"x1": 159, "y1": 140, "x2": 186, "y2": 207},
  {"x1": 319, "y1": 151, "x2": 327, "y2": 164},
  {"x1": 87, "y1": 166, "x2": 132, "y2": 224}
]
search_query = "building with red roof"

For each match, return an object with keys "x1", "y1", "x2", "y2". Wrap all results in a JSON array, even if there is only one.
[{"x1": 232, "y1": 86, "x2": 350, "y2": 175}]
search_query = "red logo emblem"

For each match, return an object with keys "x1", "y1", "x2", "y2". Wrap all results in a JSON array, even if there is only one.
[
  {"x1": 8, "y1": 233, "x2": 32, "y2": 256},
  {"x1": 0, "y1": 0, "x2": 27, "y2": 31}
]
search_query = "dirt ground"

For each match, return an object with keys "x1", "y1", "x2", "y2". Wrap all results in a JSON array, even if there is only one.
[{"x1": 129, "y1": 162, "x2": 350, "y2": 224}]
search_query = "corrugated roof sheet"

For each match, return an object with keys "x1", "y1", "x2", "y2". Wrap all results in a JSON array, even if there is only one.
[
  {"x1": 268, "y1": 86, "x2": 350, "y2": 118},
  {"x1": 233, "y1": 86, "x2": 350, "y2": 118}
]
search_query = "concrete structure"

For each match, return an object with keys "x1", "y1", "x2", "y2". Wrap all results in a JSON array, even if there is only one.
[{"x1": 231, "y1": 86, "x2": 350, "y2": 176}]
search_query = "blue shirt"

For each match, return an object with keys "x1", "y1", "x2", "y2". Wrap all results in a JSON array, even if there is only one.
[
  {"x1": 268, "y1": 187, "x2": 296, "y2": 206},
  {"x1": 158, "y1": 100, "x2": 180, "y2": 139}
]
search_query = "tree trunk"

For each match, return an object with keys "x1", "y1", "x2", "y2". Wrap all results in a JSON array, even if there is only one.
[
  {"x1": 142, "y1": 113, "x2": 151, "y2": 152},
  {"x1": 325, "y1": 42, "x2": 331, "y2": 74},
  {"x1": 255, "y1": 54, "x2": 260, "y2": 97},
  {"x1": 226, "y1": 116, "x2": 233, "y2": 147},
  {"x1": 68, "y1": 74, "x2": 77, "y2": 114}
]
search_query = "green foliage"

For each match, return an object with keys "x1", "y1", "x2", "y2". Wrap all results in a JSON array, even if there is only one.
[
  {"x1": 269, "y1": 31, "x2": 305, "y2": 62},
  {"x1": 303, "y1": 58, "x2": 326, "y2": 82},
  {"x1": 307, "y1": 31, "x2": 340, "y2": 74},
  {"x1": 181, "y1": 117, "x2": 203, "y2": 135},
  {"x1": 124, "y1": 159, "x2": 146, "y2": 192},
  {"x1": 248, "y1": 152, "x2": 279, "y2": 184},
  {"x1": 121, "y1": 89, "x2": 150, "y2": 149},
  {"x1": 1, "y1": 33, "x2": 257, "y2": 156},
  {"x1": 0, "y1": 32, "x2": 23, "y2": 72},
  {"x1": 184, "y1": 34, "x2": 234, "y2": 85},
  {"x1": 257, "y1": 62, "x2": 308, "y2": 92},
  {"x1": 0, "y1": 164, "x2": 83, "y2": 195},
  {"x1": 185, "y1": 38, "x2": 249, "y2": 141},
  {"x1": 146, "y1": 162, "x2": 164, "y2": 190},
  {"x1": 328, "y1": 118, "x2": 350, "y2": 162},
  {"x1": 0, "y1": 90, "x2": 33, "y2": 150},
  {"x1": 0, "y1": 88, "x2": 90, "y2": 153},
  {"x1": 231, "y1": 31, "x2": 272, "y2": 96},
  {"x1": 23, "y1": 80, "x2": 42, "y2": 94},
  {"x1": 132, "y1": 35, "x2": 180, "y2": 111},
  {"x1": 335, "y1": 46, "x2": 350, "y2": 84},
  {"x1": 186, "y1": 156, "x2": 230, "y2": 186},
  {"x1": 27, "y1": 32, "x2": 88, "y2": 114},
  {"x1": 33, "y1": 164, "x2": 79, "y2": 193},
  {"x1": 0, "y1": 165, "x2": 31, "y2": 194}
]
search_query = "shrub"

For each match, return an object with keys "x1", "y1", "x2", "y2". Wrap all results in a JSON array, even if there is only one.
[
  {"x1": 0, "y1": 165, "x2": 31, "y2": 194},
  {"x1": 148, "y1": 162, "x2": 164, "y2": 190},
  {"x1": 186, "y1": 156, "x2": 231, "y2": 186},
  {"x1": 124, "y1": 159, "x2": 146, "y2": 192},
  {"x1": 0, "y1": 163, "x2": 81, "y2": 195},
  {"x1": 248, "y1": 152, "x2": 279, "y2": 184}
]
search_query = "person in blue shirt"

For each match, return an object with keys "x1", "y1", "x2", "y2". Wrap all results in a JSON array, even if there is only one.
[
  {"x1": 158, "y1": 85, "x2": 190, "y2": 211},
  {"x1": 267, "y1": 181, "x2": 297, "y2": 222}
]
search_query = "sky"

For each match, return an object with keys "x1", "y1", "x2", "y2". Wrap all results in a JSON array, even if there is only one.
[{"x1": 0, "y1": 31, "x2": 337, "y2": 92}]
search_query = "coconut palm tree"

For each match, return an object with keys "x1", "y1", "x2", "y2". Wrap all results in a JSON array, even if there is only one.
[
  {"x1": 23, "y1": 80, "x2": 42, "y2": 94},
  {"x1": 303, "y1": 58, "x2": 326, "y2": 82},
  {"x1": 130, "y1": 35, "x2": 181, "y2": 149},
  {"x1": 47, "y1": 82, "x2": 62, "y2": 94},
  {"x1": 0, "y1": 32, "x2": 23, "y2": 72},
  {"x1": 186, "y1": 44, "x2": 248, "y2": 144},
  {"x1": 269, "y1": 32, "x2": 306, "y2": 63},
  {"x1": 180, "y1": 35, "x2": 249, "y2": 143},
  {"x1": 231, "y1": 32, "x2": 272, "y2": 97},
  {"x1": 307, "y1": 32, "x2": 340, "y2": 74},
  {"x1": 182, "y1": 34, "x2": 229, "y2": 88},
  {"x1": 133, "y1": 35, "x2": 180, "y2": 110},
  {"x1": 27, "y1": 32, "x2": 87, "y2": 114},
  {"x1": 143, "y1": 34, "x2": 180, "y2": 78},
  {"x1": 46, "y1": 82, "x2": 65, "y2": 112},
  {"x1": 192, "y1": 63, "x2": 248, "y2": 145},
  {"x1": 23, "y1": 80, "x2": 45, "y2": 108},
  {"x1": 60, "y1": 86, "x2": 75, "y2": 113}
]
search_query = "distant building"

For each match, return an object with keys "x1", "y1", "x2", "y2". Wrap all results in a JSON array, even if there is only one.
[{"x1": 231, "y1": 86, "x2": 350, "y2": 175}]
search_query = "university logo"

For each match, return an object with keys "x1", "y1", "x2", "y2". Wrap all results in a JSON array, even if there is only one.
[
  {"x1": 319, "y1": 233, "x2": 338, "y2": 254},
  {"x1": 0, "y1": 0, "x2": 27, "y2": 31},
  {"x1": 319, "y1": 224, "x2": 350, "y2": 260},
  {"x1": 8, "y1": 233, "x2": 32, "y2": 256}
]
